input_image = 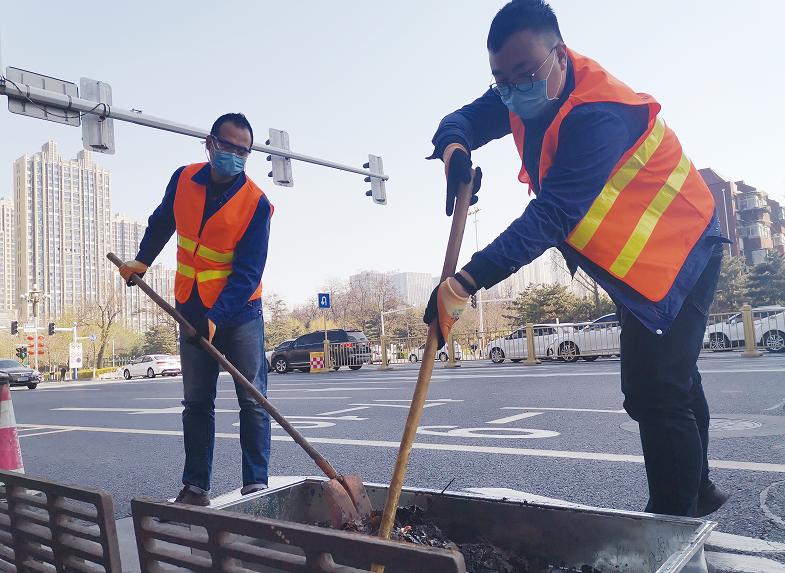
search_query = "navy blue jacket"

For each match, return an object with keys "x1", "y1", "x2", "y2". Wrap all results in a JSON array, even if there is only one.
[
  {"x1": 431, "y1": 61, "x2": 723, "y2": 333},
  {"x1": 136, "y1": 164, "x2": 271, "y2": 336}
]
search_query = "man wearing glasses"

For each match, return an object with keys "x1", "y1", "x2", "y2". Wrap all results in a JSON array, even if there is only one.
[
  {"x1": 119, "y1": 113, "x2": 272, "y2": 506},
  {"x1": 425, "y1": 0, "x2": 730, "y2": 517}
]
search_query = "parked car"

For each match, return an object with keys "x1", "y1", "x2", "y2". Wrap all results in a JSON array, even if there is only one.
[
  {"x1": 547, "y1": 313, "x2": 621, "y2": 363},
  {"x1": 270, "y1": 329, "x2": 371, "y2": 374},
  {"x1": 0, "y1": 359, "x2": 41, "y2": 389},
  {"x1": 484, "y1": 324, "x2": 571, "y2": 363},
  {"x1": 408, "y1": 341, "x2": 463, "y2": 363},
  {"x1": 267, "y1": 339, "x2": 294, "y2": 373},
  {"x1": 121, "y1": 355, "x2": 181, "y2": 379},
  {"x1": 703, "y1": 306, "x2": 785, "y2": 352}
]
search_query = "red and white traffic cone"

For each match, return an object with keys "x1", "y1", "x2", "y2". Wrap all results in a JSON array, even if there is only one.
[{"x1": 0, "y1": 384, "x2": 24, "y2": 473}]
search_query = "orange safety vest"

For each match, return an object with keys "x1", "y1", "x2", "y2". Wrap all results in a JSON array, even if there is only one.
[
  {"x1": 173, "y1": 163, "x2": 268, "y2": 307},
  {"x1": 510, "y1": 49, "x2": 715, "y2": 302}
]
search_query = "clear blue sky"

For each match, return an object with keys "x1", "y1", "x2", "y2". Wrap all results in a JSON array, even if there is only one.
[{"x1": 2, "y1": 1, "x2": 783, "y2": 306}]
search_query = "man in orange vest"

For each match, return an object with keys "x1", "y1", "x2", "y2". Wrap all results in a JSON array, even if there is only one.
[
  {"x1": 119, "y1": 113, "x2": 273, "y2": 506},
  {"x1": 424, "y1": 0, "x2": 730, "y2": 517}
]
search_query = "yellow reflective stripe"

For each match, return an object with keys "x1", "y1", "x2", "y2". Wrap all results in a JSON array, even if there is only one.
[
  {"x1": 177, "y1": 235, "x2": 197, "y2": 254},
  {"x1": 196, "y1": 244, "x2": 235, "y2": 263},
  {"x1": 197, "y1": 269, "x2": 232, "y2": 282},
  {"x1": 609, "y1": 153, "x2": 692, "y2": 278},
  {"x1": 569, "y1": 118, "x2": 667, "y2": 250},
  {"x1": 177, "y1": 262, "x2": 195, "y2": 279}
]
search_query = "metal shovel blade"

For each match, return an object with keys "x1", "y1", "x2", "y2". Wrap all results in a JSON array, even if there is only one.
[
  {"x1": 340, "y1": 473, "x2": 374, "y2": 517},
  {"x1": 322, "y1": 479, "x2": 361, "y2": 528}
]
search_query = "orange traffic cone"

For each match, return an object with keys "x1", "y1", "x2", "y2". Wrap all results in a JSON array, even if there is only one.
[{"x1": 0, "y1": 383, "x2": 23, "y2": 473}]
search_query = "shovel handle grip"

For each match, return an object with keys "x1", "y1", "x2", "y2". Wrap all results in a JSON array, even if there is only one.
[{"x1": 107, "y1": 252, "x2": 340, "y2": 481}]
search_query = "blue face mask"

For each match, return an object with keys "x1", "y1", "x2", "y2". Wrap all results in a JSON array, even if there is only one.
[
  {"x1": 210, "y1": 150, "x2": 246, "y2": 178},
  {"x1": 498, "y1": 51, "x2": 563, "y2": 120}
]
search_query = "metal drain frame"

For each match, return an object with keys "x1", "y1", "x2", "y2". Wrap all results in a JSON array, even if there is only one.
[{"x1": 0, "y1": 470, "x2": 121, "y2": 572}]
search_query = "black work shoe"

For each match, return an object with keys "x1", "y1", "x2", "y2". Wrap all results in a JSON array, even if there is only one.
[
  {"x1": 173, "y1": 486, "x2": 210, "y2": 507},
  {"x1": 241, "y1": 484, "x2": 268, "y2": 496},
  {"x1": 696, "y1": 482, "x2": 730, "y2": 517}
]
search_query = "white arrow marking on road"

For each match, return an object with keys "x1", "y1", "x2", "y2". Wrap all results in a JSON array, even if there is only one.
[
  {"x1": 417, "y1": 425, "x2": 560, "y2": 439},
  {"x1": 488, "y1": 411, "x2": 544, "y2": 424},
  {"x1": 317, "y1": 406, "x2": 370, "y2": 416}
]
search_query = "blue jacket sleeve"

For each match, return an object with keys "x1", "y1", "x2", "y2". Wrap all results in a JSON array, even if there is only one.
[
  {"x1": 135, "y1": 167, "x2": 183, "y2": 266},
  {"x1": 464, "y1": 105, "x2": 644, "y2": 289},
  {"x1": 206, "y1": 196, "x2": 272, "y2": 328},
  {"x1": 428, "y1": 89, "x2": 512, "y2": 160}
]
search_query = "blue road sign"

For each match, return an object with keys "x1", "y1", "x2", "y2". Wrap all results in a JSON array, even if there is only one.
[{"x1": 318, "y1": 293, "x2": 331, "y2": 309}]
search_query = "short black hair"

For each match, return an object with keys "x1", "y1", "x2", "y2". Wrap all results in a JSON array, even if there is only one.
[
  {"x1": 210, "y1": 113, "x2": 254, "y2": 146},
  {"x1": 487, "y1": 0, "x2": 562, "y2": 53}
]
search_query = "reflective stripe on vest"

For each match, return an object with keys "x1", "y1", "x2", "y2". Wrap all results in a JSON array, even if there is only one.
[
  {"x1": 197, "y1": 269, "x2": 232, "y2": 282},
  {"x1": 177, "y1": 234, "x2": 197, "y2": 254},
  {"x1": 509, "y1": 49, "x2": 715, "y2": 302},
  {"x1": 177, "y1": 262, "x2": 196, "y2": 279}
]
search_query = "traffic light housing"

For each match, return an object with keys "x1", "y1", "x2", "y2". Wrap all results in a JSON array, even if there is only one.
[
  {"x1": 470, "y1": 294, "x2": 477, "y2": 309},
  {"x1": 266, "y1": 129, "x2": 294, "y2": 187},
  {"x1": 10, "y1": 321, "x2": 17, "y2": 335},
  {"x1": 48, "y1": 322, "x2": 55, "y2": 336},
  {"x1": 363, "y1": 154, "x2": 387, "y2": 205},
  {"x1": 15, "y1": 346, "x2": 27, "y2": 360}
]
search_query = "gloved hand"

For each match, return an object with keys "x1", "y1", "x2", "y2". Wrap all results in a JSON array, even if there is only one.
[
  {"x1": 118, "y1": 260, "x2": 148, "y2": 286},
  {"x1": 444, "y1": 144, "x2": 483, "y2": 216},
  {"x1": 423, "y1": 275, "x2": 473, "y2": 348}
]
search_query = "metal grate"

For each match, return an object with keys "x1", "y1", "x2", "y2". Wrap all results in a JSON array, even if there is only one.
[
  {"x1": 132, "y1": 497, "x2": 466, "y2": 573},
  {"x1": 0, "y1": 470, "x2": 121, "y2": 572}
]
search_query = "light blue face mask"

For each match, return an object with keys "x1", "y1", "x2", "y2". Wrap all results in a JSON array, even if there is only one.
[
  {"x1": 210, "y1": 150, "x2": 246, "y2": 178},
  {"x1": 497, "y1": 50, "x2": 563, "y2": 120}
]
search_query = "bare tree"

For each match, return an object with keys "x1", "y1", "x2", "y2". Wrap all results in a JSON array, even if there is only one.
[{"x1": 84, "y1": 286, "x2": 124, "y2": 369}]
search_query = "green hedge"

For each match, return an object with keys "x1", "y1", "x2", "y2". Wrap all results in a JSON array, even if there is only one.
[{"x1": 76, "y1": 367, "x2": 117, "y2": 380}]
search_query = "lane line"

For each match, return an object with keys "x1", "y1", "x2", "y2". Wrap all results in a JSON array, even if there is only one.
[
  {"x1": 15, "y1": 423, "x2": 785, "y2": 474},
  {"x1": 267, "y1": 387, "x2": 401, "y2": 392},
  {"x1": 765, "y1": 399, "x2": 785, "y2": 412},
  {"x1": 501, "y1": 406, "x2": 627, "y2": 414},
  {"x1": 317, "y1": 407, "x2": 369, "y2": 416},
  {"x1": 134, "y1": 396, "x2": 353, "y2": 401},
  {"x1": 19, "y1": 429, "x2": 76, "y2": 438}
]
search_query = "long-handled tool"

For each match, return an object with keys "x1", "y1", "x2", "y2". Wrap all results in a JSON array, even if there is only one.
[
  {"x1": 372, "y1": 174, "x2": 475, "y2": 570},
  {"x1": 106, "y1": 252, "x2": 372, "y2": 527}
]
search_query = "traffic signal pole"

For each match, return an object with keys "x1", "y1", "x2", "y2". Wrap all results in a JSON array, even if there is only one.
[{"x1": 0, "y1": 72, "x2": 388, "y2": 200}]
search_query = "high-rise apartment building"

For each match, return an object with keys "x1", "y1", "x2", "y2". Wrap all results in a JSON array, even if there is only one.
[
  {"x1": 0, "y1": 198, "x2": 15, "y2": 320},
  {"x1": 699, "y1": 168, "x2": 785, "y2": 265},
  {"x1": 13, "y1": 141, "x2": 112, "y2": 321},
  {"x1": 388, "y1": 272, "x2": 432, "y2": 307}
]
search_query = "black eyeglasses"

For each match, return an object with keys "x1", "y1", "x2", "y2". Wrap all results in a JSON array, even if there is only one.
[
  {"x1": 209, "y1": 135, "x2": 252, "y2": 159},
  {"x1": 490, "y1": 47, "x2": 557, "y2": 98}
]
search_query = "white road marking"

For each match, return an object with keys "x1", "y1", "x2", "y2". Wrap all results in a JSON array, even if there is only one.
[
  {"x1": 134, "y1": 396, "x2": 353, "y2": 401},
  {"x1": 417, "y1": 425, "x2": 559, "y2": 439},
  {"x1": 267, "y1": 387, "x2": 401, "y2": 392},
  {"x1": 759, "y1": 481, "x2": 785, "y2": 528},
  {"x1": 500, "y1": 406, "x2": 626, "y2": 414},
  {"x1": 18, "y1": 428, "x2": 75, "y2": 438},
  {"x1": 372, "y1": 399, "x2": 464, "y2": 403},
  {"x1": 317, "y1": 406, "x2": 370, "y2": 416},
  {"x1": 49, "y1": 407, "x2": 366, "y2": 420},
  {"x1": 765, "y1": 399, "x2": 785, "y2": 411},
  {"x1": 14, "y1": 423, "x2": 785, "y2": 473},
  {"x1": 487, "y1": 411, "x2": 544, "y2": 424},
  {"x1": 318, "y1": 399, "x2": 462, "y2": 416},
  {"x1": 707, "y1": 531, "x2": 785, "y2": 553}
]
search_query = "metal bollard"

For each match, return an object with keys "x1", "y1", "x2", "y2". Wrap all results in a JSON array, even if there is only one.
[
  {"x1": 523, "y1": 323, "x2": 540, "y2": 366},
  {"x1": 378, "y1": 336, "x2": 393, "y2": 371},
  {"x1": 740, "y1": 304, "x2": 763, "y2": 358},
  {"x1": 444, "y1": 333, "x2": 460, "y2": 368}
]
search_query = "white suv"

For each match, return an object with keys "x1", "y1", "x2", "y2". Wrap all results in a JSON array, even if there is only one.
[
  {"x1": 408, "y1": 342, "x2": 463, "y2": 362},
  {"x1": 121, "y1": 355, "x2": 181, "y2": 379},
  {"x1": 704, "y1": 306, "x2": 785, "y2": 352}
]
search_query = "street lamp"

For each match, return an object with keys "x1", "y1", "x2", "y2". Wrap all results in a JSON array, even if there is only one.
[
  {"x1": 20, "y1": 283, "x2": 50, "y2": 372},
  {"x1": 469, "y1": 207, "x2": 485, "y2": 337},
  {"x1": 380, "y1": 307, "x2": 414, "y2": 337}
]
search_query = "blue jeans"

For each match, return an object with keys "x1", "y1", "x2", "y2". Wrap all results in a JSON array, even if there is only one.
[
  {"x1": 179, "y1": 316, "x2": 270, "y2": 491},
  {"x1": 619, "y1": 250, "x2": 722, "y2": 516}
]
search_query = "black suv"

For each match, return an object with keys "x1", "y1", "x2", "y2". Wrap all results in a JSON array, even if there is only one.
[{"x1": 270, "y1": 329, "x2": 371, "y2": 374}]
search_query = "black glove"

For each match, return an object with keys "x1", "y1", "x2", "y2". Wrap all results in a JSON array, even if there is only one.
[{"x1": 446, "y1": 148, "x2": 482, "y2": 216}]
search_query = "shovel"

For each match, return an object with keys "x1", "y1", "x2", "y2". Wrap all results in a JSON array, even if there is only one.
[
  {"x1": 106, "y1": 252, "x2": 372, "y2": 527},
  {"x1": 372, "y1": 172, "x2": 475, "y2": 571}
]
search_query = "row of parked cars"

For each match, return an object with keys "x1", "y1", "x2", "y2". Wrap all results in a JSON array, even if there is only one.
[{"x1": 266, "y1": 329, "x2": 372, "y2": 374}]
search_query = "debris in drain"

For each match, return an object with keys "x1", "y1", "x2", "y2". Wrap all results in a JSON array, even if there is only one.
[{"x1": 329, "y1": 505, "x2": 601, "y2": 573}]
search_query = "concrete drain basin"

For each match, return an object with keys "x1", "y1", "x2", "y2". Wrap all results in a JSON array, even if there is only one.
[{"x1": 213, "y1": 478, "x2": 715, "y2": 573}]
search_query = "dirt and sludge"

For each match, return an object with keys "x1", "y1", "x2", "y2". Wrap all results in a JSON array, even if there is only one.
[{"x1": 333, "y1": 505, "x2": 602, "y2": 573}]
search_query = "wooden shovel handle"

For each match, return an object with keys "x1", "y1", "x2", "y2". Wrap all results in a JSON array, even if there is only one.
[
  {"x1": 106, "y1": 252, "x2": 341, "y2": 481},
  {"x1": 375, "y1": 172, "x2": 475, "y2": 546}
]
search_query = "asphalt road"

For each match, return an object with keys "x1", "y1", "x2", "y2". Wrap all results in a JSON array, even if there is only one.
[{"x1": 8, "y1": 353, "x2": 785, "y2": 551}]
